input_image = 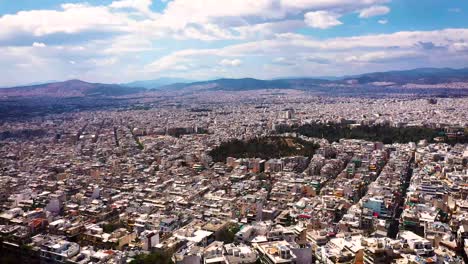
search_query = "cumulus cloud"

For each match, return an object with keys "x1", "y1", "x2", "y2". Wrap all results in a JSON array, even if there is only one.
[
  {"x1": 272, "y1": 57, "x2": 296, "y2": 66},
  {"x1": 158, "y1": 0, "x2": 284, "y2": 29},
  {"x1": 2, "y1": 0, "x2": 468, "y2": 86},
  {"x1": 281, "y1": 0, "x2": 390, "y2": 12},
  {"x1": 451, "y1": 42, "x2": 468, "y2": 52},
  {"x1": 110, "y1": 0, "x2": 153, "y2": 14},
  {"x1": 103, "y1": 35, "x2": 154, "y2": 54},
  {"x1": 0, "y1": 3, "x2": 132, "y2": 46},
  {"x1": 145, "y1": 28, "x2": 468, "y2": 77},
  {"x1": 345, "y1": 51, "x2": 422, "y2": 63},
  {"x1": 219, "y1": 59, "x2": 242, "y2": 67},
  {"x1": 359, "y1": 5, "x2": 390, "y2": 18},
  {"x1": 152, "y1": 0, "x2": 392, "y2": 38},
  {"x1": 145, "y1": 49, "x2": 217, "y2": 73},
  {"x1": 0, "y1": 0, "x2": 394, "y2": 44},
  {"x1": 234, "y1": 20, "x2": 305, "y2": 39},
  {"x1": 304, "y1": 11, "x2": 342, "y2": 29},
  {"x1": 32, "y1": 42, "x2": 46, "y2": 48},
  {"x1": 157, "y1": 0, "x2": 389, "y2": 28}
]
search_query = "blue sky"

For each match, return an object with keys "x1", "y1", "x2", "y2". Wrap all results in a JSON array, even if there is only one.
[{"x1": 0, "y1": 0, "x2": 468, "y2": 86}]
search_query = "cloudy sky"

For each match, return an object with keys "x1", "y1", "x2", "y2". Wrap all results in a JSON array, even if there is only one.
[{"x1": 1, "y1": 0, "x2": 468, "y2": 86}]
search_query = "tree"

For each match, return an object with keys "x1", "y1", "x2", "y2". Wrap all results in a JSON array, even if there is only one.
[
  {"x1": 208, "y1": 137, "x2": 318, "y2": 162},
  {"x1": 217, "y1": 223, "x2": 241, "y2": 243},
  {"x1": 130, "y1": 252, "x2": 174, "y2": 264}
]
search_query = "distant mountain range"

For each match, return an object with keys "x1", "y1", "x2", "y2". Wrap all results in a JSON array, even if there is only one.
[
  {"x1": 160, "y1": 78, "x2": 298, "y2": 91},
  {"x1": 345, "y1": 67, "x2": 468, "y2": 85},
  {"x1": 0, "y1": 80, "x2": 146, "y2": 97},
  {"x1": 160, "y1": 67, "x2": 468, "y2": 91},
  {"x1": 1, "y1": 67, "x2": 468, "y2": 98},
  {"x1": 121, "y1": 77, "x2": 193, "y2": 89}
]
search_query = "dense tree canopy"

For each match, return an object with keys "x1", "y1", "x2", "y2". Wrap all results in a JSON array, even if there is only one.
[
  {"x1": 294, "y1": 123, "x2": 465, "y2": 144},
  {"x1": 217, "y1": 223, "x2": 241, "y2": 243},
  {"x1": 130, "y1": 252, "x2": 173, "y2": 264},
  {"x1": 209, "y1": 137, "x2": 319, "y2": 162}
]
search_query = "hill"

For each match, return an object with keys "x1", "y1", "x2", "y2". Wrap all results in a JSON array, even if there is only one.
[
  {"x1": 158, "y1": 67, "x2": 468, "y2": 92},
  {"x1": 2, "y1": 67, "x2": 468, "y2": 98},
  {"x1": 0, "y1": 80, "x2": 146, "y2": 98},
  {"x1": 209, "y1": 136, "x2": 319, "y2": 162},
  {"x1": 122, "y1": 77, "x2": 192, "y2": 89},
  {"x1": 160, "y1": 77, "x2": 328, "y2": 91},
  {"x1": 344, "y1": 67, "x2": 468, "y2": 85}
]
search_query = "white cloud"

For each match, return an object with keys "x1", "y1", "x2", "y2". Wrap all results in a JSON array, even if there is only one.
[
  {"x1": 281, "y1": 0, "x2": 389, "y2": 12},
  {"x1": 145, "y1": 49, "x2": 204, "y2": 72},
  {"x1": 304, "y1": 11, "x2": 342, "y2": 29},
  {"x1": 359, "y1": 5, "x2": 390, "y2": 18},
  {"x1": 88, "y1": 57, "x2": 119, "y2": 66},
  {"x1": 110, "y1": 0, "x2": 152, "y2": 14},
  {"x1": 144, "y1": 28, "x2": 468, "y2": 78},
  {"x1": 344, "y1": 51, "x2": 422, "y2": 63},
  {"x1": 3, "y1": 0, "x2": 468, "y2": 86},
  {"x1": 153, "y1": 0, "x2": 391, "y2": 38},
  {"x1": 272, "y1": 57, "x2": 296, "y2": 66},
  {"x1": 234, "y1": 20, "x2": 305, "y2": 39},
  {"x1": 175, "y1": 23, "x2": 238, "y2": 41},
  {"x1": 32, "y1": 42, "x2": 46, "y2": 48},
  {"x1": 0, "y1": 4, "x2": 132, "y2": 44},
  {"x1": 157, "y1": 0, "x2": 389, "y2": 28},
  {"x1": 103, "y1": 35, "x2": 154, "y2": 54},
  {"x1": 219, "y1": 59, "x2": 242, "y2": 67},
  {"x1": 0, "y1": 0, "x2": 395, "y2": 44},
  {"x1": 158, "y1": 0, "x2": 284, "y2": 29},
  {"x1": 450, "y1": 42, "x2": 468, "y2": 52}
]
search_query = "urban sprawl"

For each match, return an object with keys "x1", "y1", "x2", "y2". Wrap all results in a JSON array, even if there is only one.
[{"x1": 0, "y1": 91, "x2": 467, "y2": 264}]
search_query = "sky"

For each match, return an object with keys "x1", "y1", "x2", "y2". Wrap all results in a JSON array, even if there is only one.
[{"x1": 1, "y1": 0, "x2": 468, "y2": 87}]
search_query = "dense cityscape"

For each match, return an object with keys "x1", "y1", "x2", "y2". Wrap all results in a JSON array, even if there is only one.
[
  {"x1": 2, "y1": 0, "x2": 468, "y2": 263},
  {"x1": 0, "y1": 90, "x2": 467, "y2": 264}
]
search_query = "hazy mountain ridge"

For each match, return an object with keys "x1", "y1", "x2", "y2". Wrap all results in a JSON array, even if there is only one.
[
  {"x1": 158, "y1": 77, "x2": 334, "y2": 91},
  {"x1": 343, "y1": 67, "x2": 468, "y2": 85},
  {"x1": 160, "y1": 67, "x2": 468, "y2": 91},
  {"x1": 1, "y1": 67, "x2": 468, "y2": 98},
  {"x1": 122, "y1": 77, "x2": 193, "y2": 89},
  {"x1": 0, "y1": 80, "x2": 146, "y2": 97},
  {"x1": 161, "y1": 78, "x2": 295, "y2": 91}
]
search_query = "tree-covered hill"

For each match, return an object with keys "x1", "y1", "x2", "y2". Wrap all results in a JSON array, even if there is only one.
[{"x1": 209, "y1": 136, "x2": 319, "y2": 162}]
